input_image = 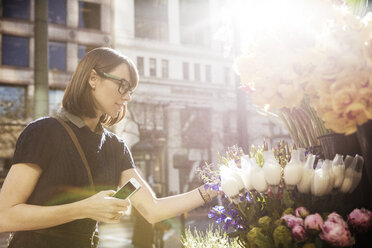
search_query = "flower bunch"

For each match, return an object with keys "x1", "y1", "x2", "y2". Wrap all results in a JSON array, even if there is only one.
[
  {"x1": 306, "y1": 10, "x2": 372, "y2": 135},
  {"x1": 197, "y1": 143, "x2": 370, "y2": 247},
  {"x1": 235, "y1": 0, "x2": 372, "y2": 139},
  {"x1": 280, "y1": 207, "x2": 372, "y2": 247}
]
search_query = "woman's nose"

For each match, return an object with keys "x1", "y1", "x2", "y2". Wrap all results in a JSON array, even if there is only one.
[{"x1": 121, "y1": 91, "x2": 131, "y2": 101}]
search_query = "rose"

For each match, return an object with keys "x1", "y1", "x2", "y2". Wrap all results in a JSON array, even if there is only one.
[
  {"x1": 292, "y1": 225, "x2": 307, "y2": 242},
  {"x1": 281, "y1": 214, "x2": 304, "y2": 229},
  {"x1": 304, "y1": 213, "x2": 323, "y2": 233},
  {"x1": 295, "y1": 207, "x2": 310, "y2": 219},
  {"x1": 347, "y1": 208, "x2": 372, "y2": 232}
]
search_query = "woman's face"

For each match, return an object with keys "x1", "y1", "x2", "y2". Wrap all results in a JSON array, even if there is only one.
[{"x1": 89, "y1": 63, "x2": 132, "y2": 118}]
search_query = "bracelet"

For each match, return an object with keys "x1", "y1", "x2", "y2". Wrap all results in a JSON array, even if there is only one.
[{"x1": 198, "y1": 185, "x2": 212, "y2": 204}]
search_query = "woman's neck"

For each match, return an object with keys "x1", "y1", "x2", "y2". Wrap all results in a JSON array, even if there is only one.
[{"x1": 82, "y1": 116, "x2": 100, "y2": 132}]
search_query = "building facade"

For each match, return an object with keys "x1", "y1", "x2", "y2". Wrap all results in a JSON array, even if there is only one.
[{"x1": 0, "y1": 0, "x2": 289, "y2": 193}]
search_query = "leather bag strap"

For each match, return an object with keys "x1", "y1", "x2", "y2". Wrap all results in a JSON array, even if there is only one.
[{"x1": 55, "y1": 117, "x2": 95, "y2": 189}]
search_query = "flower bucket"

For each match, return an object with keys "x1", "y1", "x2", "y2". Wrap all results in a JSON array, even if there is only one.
[
  {"x1": 317, "y1": 133, "x2": 361, "y2": 160},
  {"x1": 356, "y1": 120, "x2": 372, "y2": 210}
]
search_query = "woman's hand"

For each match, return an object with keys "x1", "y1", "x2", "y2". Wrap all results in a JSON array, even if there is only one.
[{"x1": 79, "y1": 190, "x2": 130, "y2": 223}]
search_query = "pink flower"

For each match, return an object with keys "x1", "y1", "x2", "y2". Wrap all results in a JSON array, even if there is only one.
[
  {"x1": 281, "y1": 214, "x2": 304, "y2": 228},
  {"x1": 292, "y1": 225, "x2": 307, "y2": 241},
  {"x1": 295, "y1": 207, "x2": 310, "y2": 218},
  {"x1": 304, "y1": 213, "x2": 323, "y2": 233},
  {"x1": 320, "y1": 214, "x2": 354, "y2": 247},
  {"x1": 347, "y1": 208, "x2": 372, "y2": 232},
  {"x1": 327, "y1": 212, "x2": 348, "y2": 229}
]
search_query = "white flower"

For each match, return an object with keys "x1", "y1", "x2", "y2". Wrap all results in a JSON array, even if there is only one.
[
  {"x1": 220, "y1": 165, "x2": 245, "y2": 198},
  {"x1": 340, "y1": 155, "x2": 356, "y2": 193},
  {"x1": 323, "y1": 159, "x2": 335, "y2": 194},
  {"x1": 262, "y1": 151, "x2": 282, "y2": 186},
  {"x1": 284, "y1": 149, "x2": 304, "y2": 187},
  {"x1": 332, "y1": 154, "x2": 345, "y2": 189},
  {"x1": 239, "y1": 155, "x2": 254, "y2": 191},
  {"x1": 349, "y1": 155, "x2": 364, "y2": 193},
  {"x1": 311, "y1": 160, "x2": 330, "y2": 196},
  {"x1": 297, "y1": 154, "x2": 316, "y2": 194},
  {"x1": 250, "y1": 159, "x2": 268, "y2": 193}
]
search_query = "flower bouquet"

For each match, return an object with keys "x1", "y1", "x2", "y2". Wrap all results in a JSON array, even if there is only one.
[
  {"x1": 195, "y1": 144, "x2": 371, "y2": 247},
  {"x1": 234, "y1": 0, "x2": 372, "y2": 149}
]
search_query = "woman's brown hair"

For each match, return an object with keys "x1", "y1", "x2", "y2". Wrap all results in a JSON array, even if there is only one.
[{"x1": 62, "y1": 47, "x2": 139, "y2": 127}]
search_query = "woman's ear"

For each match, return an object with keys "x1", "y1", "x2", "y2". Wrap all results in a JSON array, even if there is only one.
[{"x1": 89, "y1": 69, "x2": 98, "y2": 89}]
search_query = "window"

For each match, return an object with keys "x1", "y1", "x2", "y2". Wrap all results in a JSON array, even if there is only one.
[
  {"x1": 183, "y1": 62, "x2": 189, "y2": 80},
  {"x1": 49, "y1": 41, "x2": 66, "y2": 71},
  {"x1": 224, "y1": 67, "x2": 231, "y2": 85},
  {"x1": 180, "y1": 0, "x2": 210, "y2": 47},
  {"x1": 78, "y1": 1, "x2": 101, "y2": 30},
  {"x1": 137, "y1": 57, "x2": 144, "y2": 76},
  {"x1": 205, "y1": 65, "x2": 211, "y2": 82},
  {"x1": 194, "y1": 64, "x2": 200, "y2": 81},
  {"x1": 78, "y1": 44, "x2": 96, "y2": 60},
  {"x1": 135, "y1": 0, "x2": 168, "y2": 41},
  {"x1": 49, "y1": 89, "x2": 64, "y2": 115},
  {"x1": 1, "y1": 35, "x2": 29, "y2": 67},
  {"x1": 2, "y1": 0, "x2": 30, "y2": 20},
  {"x1": 162, "y1": 59, "x2": 168, "y2": 78},
  {"x1": 149, "y1": 58, "x2": 156, "y2": 77},
  {"x1": 0, "y1": 85, "x2": 26, "y2": 119},
  {"x1": 48, "y1": 0, "x2": 66, "y2": 25}
]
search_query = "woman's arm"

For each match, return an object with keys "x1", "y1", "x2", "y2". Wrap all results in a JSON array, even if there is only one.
[
  {"x1": 120, "y1": 168, "x2": 216, "y2": 224},
  {"x1": 0, "y1": 163, "x2": 130, "y2": 232}
]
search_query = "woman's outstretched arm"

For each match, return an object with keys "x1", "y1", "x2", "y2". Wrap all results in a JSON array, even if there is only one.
[{"x1": 120, "y1": 168, "x2": 216, "y2": 224}]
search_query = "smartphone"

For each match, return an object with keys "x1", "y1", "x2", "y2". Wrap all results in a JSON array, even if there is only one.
[{"x1": 113, "y1": 178, "x2": 141, "y2": 200}]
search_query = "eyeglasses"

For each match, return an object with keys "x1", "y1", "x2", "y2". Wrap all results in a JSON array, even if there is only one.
[{"x1": 95, "y1": 70, "x2": 134, "y2": 95}]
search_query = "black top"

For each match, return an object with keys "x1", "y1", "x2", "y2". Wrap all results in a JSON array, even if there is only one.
[{"x1": 8, "y1": 111, "x2": 135, "y2": 248}]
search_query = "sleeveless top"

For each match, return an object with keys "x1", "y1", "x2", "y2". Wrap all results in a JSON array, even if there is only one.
[{"x1": 8, "y1": 109, "x2": 135, "y2": 248}]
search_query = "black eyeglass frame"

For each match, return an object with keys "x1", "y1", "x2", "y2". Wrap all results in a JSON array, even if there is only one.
[{"x1": 95, "y1": 70, "x2": 134, "y2": 95}]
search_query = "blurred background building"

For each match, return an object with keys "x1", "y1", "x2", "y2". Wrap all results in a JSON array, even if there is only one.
[{"x1": 0, "y1": 0, "x2": 290, "y2": 196}]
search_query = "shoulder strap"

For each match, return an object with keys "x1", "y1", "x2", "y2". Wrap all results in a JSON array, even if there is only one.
[{"x1": 54, "y1": 117, "x2": 95, "y2": 189}]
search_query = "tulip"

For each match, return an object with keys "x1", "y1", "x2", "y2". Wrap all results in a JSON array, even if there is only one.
[
  {"x1": 292, "y1": 225, "x2": 307, "y2": 241},
  {"x1": 347, "y1": 208, "x2": 372, "y2": 232},
  {"x1": 297, "y1": 154, "x2": 315, "y2": 194},
  {"x1": 311, "y1": 160, "x2": 330, "y2": 196},
  {"x1": 295, "y1": 206, "x2": 309, "y2": 219},
  {"x1": 239, "y1": 155, "x2": 254, "y2": 191},
  {"x1": 320, "y1": 213, "x2": 354, "y2": 247},
  {"x1": 323, "y1": 159, "x2": 335, "y2": 194},
  {"x1": 284, "y1": 149, "x2": 303, "y2": 190},
  {"x1": 263, "y1": 151, "x2": 282, "y2": 193},
  {"x1": 220, "y1": 175, "x2": 240, "y2": 199},
  {"x1": 332, "y1": 154, "x2": 345, "y2": 189},
  {"x1": 281, "y1": 214, "x2": 304, "y2": 228},
  {"x1": 304, "y1": 213, "x2": 323, "y2": 233},
  {"x1": 220, "y1": 165, "x2": 244, "y2": 199},
  {"x1": 250, "y1": 158, "x2": 268, "y2": 193},
  {"x1": 339, "y1": 155, "x2": 355, "y2": 193},
  {"x1": 349, "y1": 155, "x2": 364, "y2": 193}
]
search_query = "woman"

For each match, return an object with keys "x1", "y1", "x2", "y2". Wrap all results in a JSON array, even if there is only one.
[{"x1": 0, "y1": 47, "x2": 216, "y2": 248}]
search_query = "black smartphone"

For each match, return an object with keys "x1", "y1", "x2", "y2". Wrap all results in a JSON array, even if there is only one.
[{"x1": 113, "y1": 178, "x2": 141, "y2": 200}]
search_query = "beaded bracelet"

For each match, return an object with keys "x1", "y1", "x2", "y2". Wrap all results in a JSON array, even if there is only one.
[{"x1": 198, "y1": 185, "x2": 212, "y2": 204}]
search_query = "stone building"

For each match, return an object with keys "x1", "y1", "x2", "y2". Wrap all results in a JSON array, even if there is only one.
[{"x1": 0, "y1": 0, "x2": 289, "y2": 193}]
